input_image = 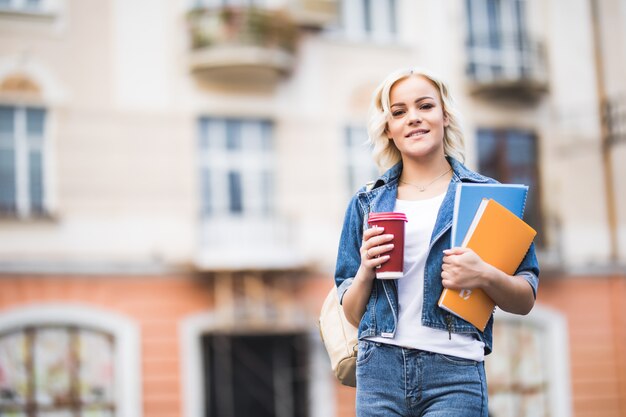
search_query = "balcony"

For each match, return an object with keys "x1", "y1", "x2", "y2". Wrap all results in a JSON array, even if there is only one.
[
  {"x1": 195, "y1": 215, "x2": 304, "y2": 271},
  {"x1": 187, "y1": 7, "x2": 298, "y2": 88},
  {"x1": 466, "y1": 35, "x2": 548, "y2": 103}
]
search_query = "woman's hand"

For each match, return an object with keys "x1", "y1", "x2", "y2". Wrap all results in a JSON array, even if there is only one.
[
  {"x1": 441, "y1": 247, "x2": 536, "y2": 315},
  {"x1": 359, "y1": 226, "x2": 395, "y2": 280},
  {"x1": 440, "y1": 247, "x2": 492, "y2": 290},
  {"x1": 342, "y1": 226, "x2": 395, "y2": 327}
]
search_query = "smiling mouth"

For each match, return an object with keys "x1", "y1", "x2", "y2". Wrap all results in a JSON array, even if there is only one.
[{"x1": 405, "y1": 129, "x2": 430, "y2": 138}]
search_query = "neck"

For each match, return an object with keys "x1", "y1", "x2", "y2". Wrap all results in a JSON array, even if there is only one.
[{"x1": 400, "y1": 154, "x2": 451, "y2": 184}]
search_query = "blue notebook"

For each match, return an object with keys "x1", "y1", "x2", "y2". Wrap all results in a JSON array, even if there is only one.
[{"x1": 451, "y1": 183, "x2": 529, "y2": 247}]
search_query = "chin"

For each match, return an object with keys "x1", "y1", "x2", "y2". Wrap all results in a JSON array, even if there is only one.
[{"x1": 401, "y1": 144, "x2": 440, "y2": 157}]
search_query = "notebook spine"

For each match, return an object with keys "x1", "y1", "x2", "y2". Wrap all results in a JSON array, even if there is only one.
[{"x1": 520, "y1": 188, "x2": 530, "y2": 217}]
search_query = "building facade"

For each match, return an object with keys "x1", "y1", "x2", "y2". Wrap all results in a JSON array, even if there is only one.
[{"x1": 0, "y1": 0, "x2": 625, "y2": 416}]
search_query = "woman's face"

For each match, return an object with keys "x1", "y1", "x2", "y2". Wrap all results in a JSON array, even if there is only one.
[{"x1": 386, "y1": 75, "x2": 449, "y2": 161}]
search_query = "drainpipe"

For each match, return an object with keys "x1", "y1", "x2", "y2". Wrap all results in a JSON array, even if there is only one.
[{"x1": 590, "y1": 0, "x2": 619, "y2": 264}]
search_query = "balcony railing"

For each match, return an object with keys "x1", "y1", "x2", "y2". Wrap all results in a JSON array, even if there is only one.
[
  {"x1": 195, "y1": 215, "x2": 304, "y2": 270},
  {"x1": 187, "y1": 7, "x2": 298, "y2": 87},
  {"x1": 466, "y1": 34, "x2": 548, "y2": 102}
]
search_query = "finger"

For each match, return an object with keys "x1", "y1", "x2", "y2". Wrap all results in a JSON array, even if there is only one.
[
  {"x1": 441, "y1": 279, "x2": 457, "y2": 290},
  {"x1": 443, "y1": 247, "x2": 468, "y2": 256},
  {"x1": 363, "y1": 226, "x2": 385, "y2": 240},
  {"x1": 441, "y1": 273, "x2": 460, "y2": 290},
  {"x1": 361, "y1": 246, "x2": 371, "y2": 261},
  {"x1": 442, "y1": 265, "x2": 458, "y2": 276},
  {"x1": 368, "y1": 254, "x2": 390, "y2": 268},
  {"x1": 361, "y1": 244, "x2": 381, "y2": 261},
  {"x1": 367, "y1": 233, "x2": 395, "y2": 247},
  {"x1": 368, "y1": 243, "x2": 394, "y2": 258}
]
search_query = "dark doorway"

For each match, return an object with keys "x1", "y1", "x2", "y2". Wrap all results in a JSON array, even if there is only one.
[{"x1": 202, "y1": 332, "x2": 309, "y2": 417}]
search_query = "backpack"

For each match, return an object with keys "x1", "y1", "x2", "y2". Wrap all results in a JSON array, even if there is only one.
[
  {"x1": 318, "y1": 286, "x2": 358, "y2": 387},
  {"x1": 318, "y1": 181, "x2": 375, "y2": 387}
]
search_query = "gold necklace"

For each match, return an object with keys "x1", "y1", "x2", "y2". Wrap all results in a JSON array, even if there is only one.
[{"x1": 399, "y1": 167, "x2": 452, "y2": 192}]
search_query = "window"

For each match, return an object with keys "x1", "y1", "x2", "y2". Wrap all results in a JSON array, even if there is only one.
[
  {"x1": 202, "y1": 333, "x2": 309, "y2": 417},
  {"x1": 198, "y1": 118, "x2": 274, "y2": 218},
  {"x1": 465, "y1": 0, "x2": 537, "y2": 81},
  {"x1": 345, "y1": 125, "x2": 378, "y2": 195},
  {"x1": 0, "y1": 0, "x2": 45, "y2": 13},
  {"x1": 340, "y1": 0, "x2": 397, "y2": 42},
  {"x1": 0, "y1": 326, "x2": 116, "y2": 416},
  {"x1": 0, "y1": 106, "x2": 47, "y2": 218},
  {"x1": 477, "y1": 128, "x2": 543, "y2": 245},
  {"x1": 487, "y1": 320, "x2": 549, "y2": 416},
  {"x1": 478, "y1": 129, "x2": 543, "y2": 246}
]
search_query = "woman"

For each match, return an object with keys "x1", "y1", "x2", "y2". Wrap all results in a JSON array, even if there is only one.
[{"x1": 334, "y1": 68, "x2": 539, "y2": 417}]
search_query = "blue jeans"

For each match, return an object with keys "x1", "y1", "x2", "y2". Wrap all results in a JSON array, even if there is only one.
[{"x1": 356, "y1": 340, "x2": 488, "y2": 417}]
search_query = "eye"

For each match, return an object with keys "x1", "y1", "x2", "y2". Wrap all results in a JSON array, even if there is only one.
[
  {"x1": 420, "y1": 103, "x2": 434, "y2": 110},
  {"x1": 391, "y1": 109, "x2": 405, "y2": 117}
]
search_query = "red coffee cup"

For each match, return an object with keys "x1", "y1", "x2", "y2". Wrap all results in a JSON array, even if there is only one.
[{"x1": 367, "y1": 212, "x2": 408, "y2": 279}]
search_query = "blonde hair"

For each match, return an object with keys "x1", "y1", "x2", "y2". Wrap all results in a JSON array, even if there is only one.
[{"x1": 367, "y1": 67, "x2": 466, "y2": 172}]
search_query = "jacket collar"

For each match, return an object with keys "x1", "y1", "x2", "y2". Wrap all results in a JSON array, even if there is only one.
[{"x1": 373, "y1": 156, "x2": 489, "y2": 189}]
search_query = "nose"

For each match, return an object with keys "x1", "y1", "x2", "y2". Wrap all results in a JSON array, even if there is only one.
[{"x1": 408, "y1": 108, "x2": 422, "y2": 125}]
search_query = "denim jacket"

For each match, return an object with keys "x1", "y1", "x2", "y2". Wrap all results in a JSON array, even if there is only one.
[{"x1": 334, "y1": 157, "x2": 540, "y2": 354}]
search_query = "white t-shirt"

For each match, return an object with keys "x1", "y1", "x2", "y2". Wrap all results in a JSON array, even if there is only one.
[{"x1": 367, "y1": 193, "x2": 485, "y2": 362}]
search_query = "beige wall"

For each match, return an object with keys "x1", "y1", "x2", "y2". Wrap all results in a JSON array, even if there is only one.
[{"x1": 0, "y1": 0, "x2": 624, "y2": 271}]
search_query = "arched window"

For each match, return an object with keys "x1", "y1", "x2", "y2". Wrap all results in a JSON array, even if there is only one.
[
  {"x1": 0, "y1": 304, "x2": 141, "y2": 417},
  {"x1": 486, "y1": 306, "x2": 572, "y2": 417},
  {"x1": 0, "y1": 326, "x2": 115, "y2": 416}
]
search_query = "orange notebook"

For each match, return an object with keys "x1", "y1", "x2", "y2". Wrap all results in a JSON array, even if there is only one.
[{"x1": 438, "y1": 198, "x2": 537, "y2": 331}]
